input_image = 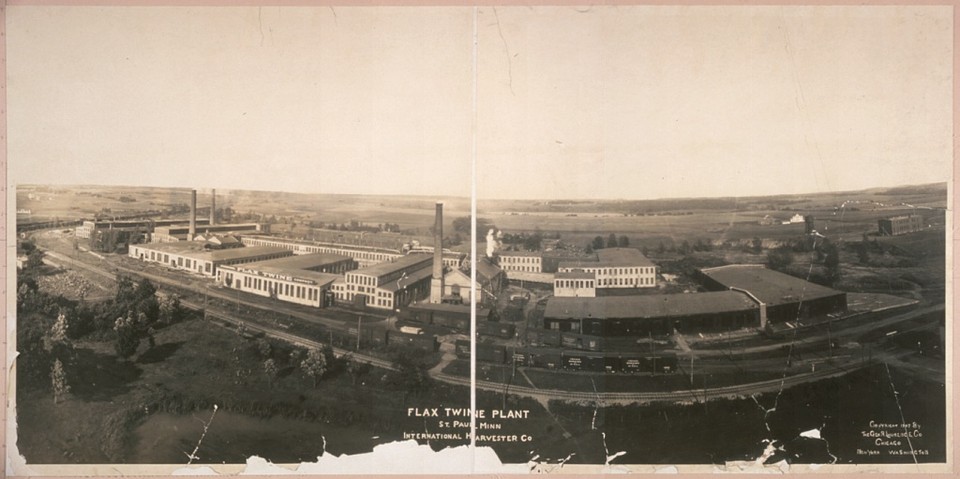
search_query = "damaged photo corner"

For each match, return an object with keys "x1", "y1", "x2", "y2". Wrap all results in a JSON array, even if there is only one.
[{"x1": 5, "y1": 3, "x2": 955, "y2": 476}]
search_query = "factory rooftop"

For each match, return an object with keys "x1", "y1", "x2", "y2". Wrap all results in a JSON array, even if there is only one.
[
  {"x1": 378, "y1": 265, "x2": 434, "y2": 292},
  {"x1": 226, "y1": 262, "x2": 341, "y2": 287},
  {"x1": 193, "y1": 246, "x2": 291, "y2": 262},
  {"x1": 699, "y1": 265, "x2": 843, "y2": 306},
  {"x1": 558, "y1": 248, "x2": 655, "y2": 269},
  {"x1": 354, "y1": 253, "x2": 433, "y2": 278},
  {"x1": 595, "y1": 248, "x2": 656, "y2": 266},
  {"x1": 555, "y1": 271, "x2": 596, "y2": 280},
  {"x1": 544, "y1": 291, "x2": 757, "y2": 320},
  {"x1": 245, "y1": 252, "x2": 353, "y2": 270}
]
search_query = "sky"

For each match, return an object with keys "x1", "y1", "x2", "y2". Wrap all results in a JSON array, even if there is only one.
[{"x1": 8, "y1": 5, "x2": 953, "y2": 201}]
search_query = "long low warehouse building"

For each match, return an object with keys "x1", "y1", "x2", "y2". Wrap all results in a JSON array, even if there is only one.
[
  {"x1": 128, "y1": 242, "x2": 292, "y2": 278},
  {"x1": 543, "y1": 292, "x2": 760, "y2": 336},
  {"x1": 241, "y1": 235, "x2": 404, "y2": 267},
  {"x1": 699, "y1": 264, "x2": 847, "y2": 328},
  {"x1": 218, "y1": 253, "x2": 352, "y2": 308}
]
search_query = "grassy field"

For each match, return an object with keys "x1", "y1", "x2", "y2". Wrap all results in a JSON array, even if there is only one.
[{"x1": 16, "y1": 316, "x2": 471, "y2": 464}]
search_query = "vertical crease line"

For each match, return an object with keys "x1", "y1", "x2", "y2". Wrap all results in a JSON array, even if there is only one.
[{"x1": 469, "y1": 5, "x2": 479, "y2": 466}]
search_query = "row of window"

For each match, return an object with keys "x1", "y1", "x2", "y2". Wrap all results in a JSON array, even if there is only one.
[
  {"x1": 242, "y1": 238, "x2": 402, "y2": 263},
  {"x1": 556, "y1": 279, "x2": 595, "y2": 289},
  {"x1": 242, "y1": 274, "x2": 319, "y2": 301},
  {"x1": 503, "y1": 265, "x2": 540, "y2": 272},
  {"x1": 501, "y1": 256, "x2": 540, "y2": 263}
]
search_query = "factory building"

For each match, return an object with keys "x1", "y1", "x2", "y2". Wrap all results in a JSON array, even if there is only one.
[
  {"x1": 557, "y1": 248, "x2": 657, "y2": 289},
  {"x1": 543, "y1": 292, "x2": 759, "y2": 336},
  {"x1": 407, "y1": 250, "x2": 467, "y2": 268},
  {"x1": 218, "y1": 253, "x2": 353, "y2": 308},
  {"x1": 128, "y1": 242, "x2": 292, "y2": 278},
  {"x1": 331, "y1": 254, "x2": 434, "y2": 310},
  {"x1": 553, "y1": 271, "x2": 597, "y2": 298},
  {"x1": 241, "y1": 235, "x2": 404, "y2": 267},
  {"x1": 878, "y1": 214, "x2": 924, "y2": 236},
  {"x1": 699, "y1": 264, "x2": 847, "y2": 328},
  {"x1": 151, "y1": 223, "x2": 266, "y2": 243},
  {"x1": 76, "y1": 218, "x2": 208, "y2": 240},
  {"x1": 498, "y1": 251, "x2": 543, "y2": 273}
]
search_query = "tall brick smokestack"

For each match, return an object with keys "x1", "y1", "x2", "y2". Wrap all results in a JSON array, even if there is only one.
[
  {"x1": 210, "y1": 188, "x2": 216, "y2": 226},
  {"x1": 189, "y1": 189, "x2": 197, "y2": 237},
  {"x1": 430, "y1": 202, "x2": 444, "y2": 303}
]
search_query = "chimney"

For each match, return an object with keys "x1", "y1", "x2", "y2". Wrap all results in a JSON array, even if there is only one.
[
  {"x1": 430, "y1": 202, "x2": 444, "y2": 303},
  {"x1": 189, "y1": 189, "x2": 197, "y2": 237},
  {"x1": 210, "y1": 188, "x2": 216, "y2": 226}
]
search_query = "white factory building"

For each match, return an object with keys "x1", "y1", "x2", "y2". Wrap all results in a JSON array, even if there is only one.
[
  {"x1": 498, "y1": 251, "x2": 543, "y2": 273},
  {"x1": 557, "y1": 248, "x2": 658, "y2": 290},
  {"x1": 128, "y1": 242, "x2": 292, "y2": 278},
  {"x1": 218, "y1": 253, "x2": 354, "y2": 308},
  {"x1": 553, "y1": 271, "x2": 597, "y2": 298},
  {"x1": 241, "y1": 235, "x2": 404, "y2": 267},
  {"x1": 332, "y1": 253, "x2": 434, "y2": 310}
]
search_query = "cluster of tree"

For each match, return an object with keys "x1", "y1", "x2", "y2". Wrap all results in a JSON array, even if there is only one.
[
  {"x1": 451, "y1": 216, "x2": 495, "y2": 235},
  {"x1": 117, "y1": 196, "x2": 137, "y2": 203},
  {"x1": 245, "y1": 335, "x2": 372, "y2": 391},
  {"x1": 585, "y1": 234, "x2": 631, "y2": 254},
  {"x1": 500, "y1": 231, "x2": 543, "y2": 251},
  {"x1": 763, "y1": 236, "x2": 841, "y2": 286}
]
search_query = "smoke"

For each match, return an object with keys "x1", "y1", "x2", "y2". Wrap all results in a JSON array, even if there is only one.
[{"x1": 486, "y1": 229, "x2": 501, "y2": 257}]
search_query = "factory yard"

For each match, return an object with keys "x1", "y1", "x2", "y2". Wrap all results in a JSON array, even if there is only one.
[{"x1": 15, "y1": 183, "x2": 948, "y2": 465}]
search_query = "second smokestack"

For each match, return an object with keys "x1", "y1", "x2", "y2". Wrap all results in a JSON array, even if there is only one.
[
  {"x1": 430, "y1": 202, "x2": 444, "y2": 303},
  {"x1": 189, "y1": 189, "x2": 197, "y2": 237}
]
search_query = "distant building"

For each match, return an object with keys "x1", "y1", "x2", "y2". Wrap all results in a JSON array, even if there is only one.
[
  {"x1": 76, "y1": 218, "x2": 208, "y2": 240},
  {"x1": 151, "y1": 223, "x2": 266, "y2": 243},
  {"x1": 498, "y1": 251, "x2": 543, "y2": 273},
  {"x1": 758, "y1": 215, "x2": 778, "y2": 226},
  {"x1": 782, "y1": 213, "x2": 805, "y2": 225},
  {"x1": 878, "y1": 215, "x2": 923, "y2": 236}
]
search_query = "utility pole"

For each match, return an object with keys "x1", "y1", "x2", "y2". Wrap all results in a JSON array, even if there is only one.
[{"x1": 357, "y1": 315, "x2": 362, "y2": 351}]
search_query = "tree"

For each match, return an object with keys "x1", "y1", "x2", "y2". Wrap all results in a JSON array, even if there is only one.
[
  {"x1": 679, "y1": 240, "x2": 691, "y2": 255},
  {"x1": 751, "y1": 237, "x2": 763, "y2": 254},
  {"x1": 607, "y1": 234, "x2": 619, "y2": 248},
  {"x1": 657, "y1": 241, "x2": 666, "y2": 254},
  {"x1": 344, "y1": 355, "x2": 372, "y2": 386},
  {"x1": 50, "y1": 358, "x2": 71, "y2": 404},
  {"x1": 26, "y1": 250, "x2": 45, "y2": 270},
  {"x1": 257, "y1": 338, "x2": 272, "y2": 359},
  {"x1": 44, "y1": 311, "x2": 72, "y2": 355},
  {"x1": 584, "y1": 244, "x2": 594, "y2": 255},
  {"x1": 392, "y1": 353, "x2": 432, "y2": 399},
  {"x1": 641, "y1": 245, "x2": 650, "y2": 256},
  {"x1": 766, "y1": 246, "x2": 794, "y2": 272},
  {"x1": 824, "y1": 242, "x2": 841, "y2": 285},
  {"x1": 300, "y1": 348, "x2": 328, "y2": 388},
  {"x1": 159, "y1": 294, "x2": 186, "y2": 325},
  {"x1": 113, "y1": 311, "x2": 141, "y2": 359},
  {"x1": 263, "y1": 359, "x2": 279, "y2": 388},
  {"x1": 619, "y1": 235, "x2": 630, "y2": 247},
  {"x1": 591, "y1": 236, "x2": 605, "y2": 251}
]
